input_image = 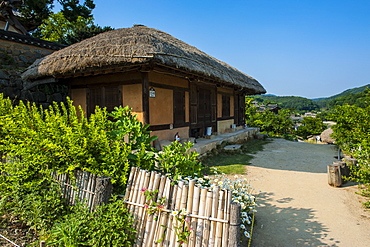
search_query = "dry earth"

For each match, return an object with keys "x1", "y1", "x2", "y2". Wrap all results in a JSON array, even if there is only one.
[{"x1": 245, "y1": 138, "x2": 370, "y2": 247}]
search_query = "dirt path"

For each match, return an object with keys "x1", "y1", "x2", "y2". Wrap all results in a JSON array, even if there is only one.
[{"x1": 245, "y1": 138, "x2": 370, "y2": 247}]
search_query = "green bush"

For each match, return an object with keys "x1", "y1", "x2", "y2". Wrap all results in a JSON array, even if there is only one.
[
  {"x1": 47, "y1": 198, "x2": 136, "y2": 247},
  {"x1": 157, "y1": 141, "x2": 202, "y2": 181},
  {"x1": 331, "y1": 100, "x2": 370, "y2": 207},
  {"x1": 0, "y1": 93, "x2": 205, "y2": 245}
]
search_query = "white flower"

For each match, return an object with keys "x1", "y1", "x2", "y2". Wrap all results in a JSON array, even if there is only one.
[
  {"x1": 240, "y1": 224, "x2": 246, "y2": 229},
  {"x1": 172, "y1": 211, "x2": 178, "y2": 216},
  {"x1": 244, "y1": 231, "x2": 250, "y2": 238}
]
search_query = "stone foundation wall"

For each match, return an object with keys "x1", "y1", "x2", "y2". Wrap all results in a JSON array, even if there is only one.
[{"x1": 0, "y1": 69, "x2": 68, "y2": 106}]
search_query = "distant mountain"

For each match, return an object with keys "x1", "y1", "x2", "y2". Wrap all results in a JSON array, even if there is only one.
[
  {"x1": 313, "y1": 84, "x2": 370, "y2": 108},
  {"x1": 250, "y1": 95, "x2": 320, "y2": 112},
  {"x1": 251, "y1": 84, "x2": 370, "y2": 111},
  {"x1": 312, "y1": 84, "x2": 370, "y2": 101}
]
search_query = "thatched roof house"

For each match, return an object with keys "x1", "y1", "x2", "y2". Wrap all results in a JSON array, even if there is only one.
[{"x1": 22, "y1": 25, "x2": 266, "y2": 141}]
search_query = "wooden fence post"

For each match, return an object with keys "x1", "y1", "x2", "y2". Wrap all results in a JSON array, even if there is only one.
[
  {"x1": 334, "y1": 161, "x2": 350, "y2": 181},
  {"x1": 328, "y1": 163, "x2": 342, "y2": 187},
  {"x1": 229, "y1": 202, "x2": 241, "y2": 247},
  {"x1": 92, "y1": 176, "x2": 113, "y2": 209}
]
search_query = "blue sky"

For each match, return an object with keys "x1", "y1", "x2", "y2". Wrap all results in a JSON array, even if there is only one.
[{"x1": 82, "y1": 0, "x2": 369, "y2": 98}]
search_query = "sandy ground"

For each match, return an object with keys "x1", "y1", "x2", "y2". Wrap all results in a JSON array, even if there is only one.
[{"x1": 245, "y1": 138, "x2": 370, "y2": 247}]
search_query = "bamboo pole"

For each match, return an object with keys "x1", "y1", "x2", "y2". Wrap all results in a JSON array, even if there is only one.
[
  {"x1": 164, "y1": 181, "x2": 175, "y2": 247},
  {"x1": 167, "y1": 183, "x2": 178, "y2": 246},
  {"x1": 155, "y1": 175, "x2": 170, "y2": 247},
  {"x1": 209, "y1": 186, "x2": 219, "y2": 247},
  {"x1": 85, "y1": 172, "x2": 92, "y2": 210},
  {"x1": 143, "y1": 171, "x2": 160, "y2": 246},
  {"x1": 89, "y1": 173, "x2": 97, "y2": 210},
  {"x1": 188, "y1": 185, "x2": 200, "y2": 247},
  {"x1": 125, "y1": 167, "x2": 138, "y2": 201},
  {"x1": 128, "y1": 168, "x2": 141, "y2": 205},
  {"x1": 181, "y1": 184, "x2": 189, "y2": 247},
  {"x1": 161, "y1": 177, "x2": 172, "y2": 247},
  {"x1": 215, "y1": 190, "x2": 225, "y2": 247},
  {"x1": 222, "y1": 190, "x2": 232, "y2": 247},
  {"x1": 137, "y1": 171, "x2": 152, "y2": 246},
  {"x1": 172, "y1": 181, "x2": 184, "y2": 244},
  {"x1": 195, "y1": 188, "x2": 207, "y2": 246},
  {"x1": 147, "y1": 173, "x2": 162, "y2": 245},
  {"x1": 130, "y1": 170, "x2": 141, "y2": 213},
  {"x1": 202, "y1": 190, "x2": 213, "y2": 247}
]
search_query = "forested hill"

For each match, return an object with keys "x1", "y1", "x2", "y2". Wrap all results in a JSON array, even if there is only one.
[
  {"x1": 250, "y1": 95, "x2": 320, "y2": 112},
  {"x1": 251, "y1": 83, "x2": 370, "y2": 111},
  {"x1": 313, "y1": 84, "x2": 370, "y2": 108}
]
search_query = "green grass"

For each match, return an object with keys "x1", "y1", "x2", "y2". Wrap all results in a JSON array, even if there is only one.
[{"x1": 201, "y1": 139, "x2": 271, "y2": 175}]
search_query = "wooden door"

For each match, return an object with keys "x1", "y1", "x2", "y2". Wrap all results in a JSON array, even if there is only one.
[{"x1": 190, "y1": 84, "x2": 217, "y2": 137}]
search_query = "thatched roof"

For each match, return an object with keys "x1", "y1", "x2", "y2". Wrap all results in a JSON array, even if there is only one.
[{"x1": 22, "y1": 25, "x2": 265, "y2": 94}]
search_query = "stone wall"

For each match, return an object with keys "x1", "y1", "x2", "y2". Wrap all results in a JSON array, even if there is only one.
[
  {"x1": 0, "y1": 30, "x2": 67, "y2": 105},
  {"x1": 0, "y1": 69, "x2": 68, "y2": 107},
  {"x1": 0, "y1": 29, "x2": 65, "y2": 69}
]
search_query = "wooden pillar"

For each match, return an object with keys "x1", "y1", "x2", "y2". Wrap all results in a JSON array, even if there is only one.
[
  {"x1": 142, "y1": 71, "x2": 150, "y2": 125},
  {"x1": 229, "y1": 202, "x2": 241, "y2": 247}
]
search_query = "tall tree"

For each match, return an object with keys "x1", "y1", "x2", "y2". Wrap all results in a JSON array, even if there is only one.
[
  {"x1": 6, "y1": 0, "x2": 95, "y2": 32},
  {"x1": 32, "y1": 11, "x2": 113, "y2": 45}
]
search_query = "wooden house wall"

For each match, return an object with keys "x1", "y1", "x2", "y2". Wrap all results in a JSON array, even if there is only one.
[
  {"x1": 67, "y1": 69, "x2": 245, "y2": 141},
  {"x1": 216, "y1": 87, "x2": 236, "y2": 134}
]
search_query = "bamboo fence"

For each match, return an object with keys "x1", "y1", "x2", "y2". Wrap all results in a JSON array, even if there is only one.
[
  {"x1": 124, "y1": 167, "x2": 241, "y2": 247},
  {"x1": 52, "y1": 170, "x2": 113, "y2": 210}
]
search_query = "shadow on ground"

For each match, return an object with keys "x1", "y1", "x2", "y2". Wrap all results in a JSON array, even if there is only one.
[
  {"x1": 248, "y1": 139, "x2": 339, "y2": 174},
  {"x1": 250, "y1": 192, "x2": 340, "y2": 247}
]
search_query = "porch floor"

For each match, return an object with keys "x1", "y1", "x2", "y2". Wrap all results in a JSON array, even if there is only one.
[{"x1": 190, "y1": 127, "x2": 260, "y2": 155}]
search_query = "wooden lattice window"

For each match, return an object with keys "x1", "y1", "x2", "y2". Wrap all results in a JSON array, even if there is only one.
[
  {"x1": 87, "y1": 85, "x2": 122, "y2": 115},
  {"x1": 174, "y1": 90, "x2": 185, "y2": 126},
  {"x1": 222, "y1": 95, "x2": 230, "y2": 117}
]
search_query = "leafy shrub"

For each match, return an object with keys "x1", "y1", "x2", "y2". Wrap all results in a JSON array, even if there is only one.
[
  {"x1": 108, "y1": 105, "x2": 158, "y2": 170},
  {"x1": 47, "y1": 198, "x2": 136, "y2": 247},
  {"x1": 156, "y1": 141, "x2": 202, "y2": 181},
  {"x1": 330, "y1": 97, "x2": 370, "y2": 207},
  {"x1": 0, "y1": 96, "x2": 132, "y2": 193}
]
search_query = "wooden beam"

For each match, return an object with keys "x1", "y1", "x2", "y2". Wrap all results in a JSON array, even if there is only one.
[{"x1": 142, "y1": 71, "x2": 150, "y2": 124}]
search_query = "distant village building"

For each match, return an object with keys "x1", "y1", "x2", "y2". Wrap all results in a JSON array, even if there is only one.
[
  {"x1": 252, "y1": 101, "x2": 280, "y2": 114},
  {"x1": 22, "y1": 25, "x2": 266, "y2": 141},
  {"x1": 304, "y1": 112, "x2": 317, "y2": 118}
]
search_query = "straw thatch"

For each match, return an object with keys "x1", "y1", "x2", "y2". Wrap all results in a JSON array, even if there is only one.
[{"x1": 22, "y1": 25, "x2": 265, "y2": 94}]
